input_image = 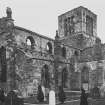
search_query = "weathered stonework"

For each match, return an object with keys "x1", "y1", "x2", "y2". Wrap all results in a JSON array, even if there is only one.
[
  {"x1": 56, "y1": 6, "x2": 105, "y2": 91},
  {"x1": 0, "y1": 6, "x2": 105, "y2": 96}
]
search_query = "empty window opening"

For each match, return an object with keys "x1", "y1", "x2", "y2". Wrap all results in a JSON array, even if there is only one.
[
  {"x1": 47, "y1": 42, "x2": 52, "y2": 54},
  {"x1": 26, "y1": 36, "x2": 35, "y2": 49}
]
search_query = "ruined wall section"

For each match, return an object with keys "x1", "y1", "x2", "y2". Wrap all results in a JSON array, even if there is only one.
[
  {"x1": 0, "y1": 15, "x2": 54, "y2": 94},
  {"x1": 13, "y1": 27, "x2": 54, "y2": 96},
  {"x1": 14, "y1": 27, "x2": 54, "y2": 54}
]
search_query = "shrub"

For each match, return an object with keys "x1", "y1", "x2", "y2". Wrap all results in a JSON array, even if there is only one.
[{"x1": 37, "y1": 85, "x2": 44, "y2": 102}]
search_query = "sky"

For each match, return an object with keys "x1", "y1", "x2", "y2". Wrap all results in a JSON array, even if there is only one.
[{"x1": 0, "y1": 0, "x2": 105, "y2": 43}]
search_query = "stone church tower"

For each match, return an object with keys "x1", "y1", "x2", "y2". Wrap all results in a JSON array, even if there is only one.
[
  {"x1": 54, "y1": 6, "x2": 104, "y2": 91},
  {"x1": 58, "y1": 6, "x2": 97, "y2": 49}
]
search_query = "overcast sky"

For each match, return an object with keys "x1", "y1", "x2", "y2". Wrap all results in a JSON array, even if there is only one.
[{"x1": 0, "y1": 0, "x2": 105, "y2": 43}]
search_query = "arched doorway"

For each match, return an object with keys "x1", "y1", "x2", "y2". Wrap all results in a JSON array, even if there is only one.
[
  {"x1": 81, "y1": 66, "x2": 89, "y2": 90},
  {"x1": 41, "y1": 64, "x2": 50, "y2": 88}
]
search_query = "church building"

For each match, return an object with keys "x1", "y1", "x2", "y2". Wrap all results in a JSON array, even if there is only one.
[{"x1": 0, "y1": 6, "x2": 105, "y2": 96}]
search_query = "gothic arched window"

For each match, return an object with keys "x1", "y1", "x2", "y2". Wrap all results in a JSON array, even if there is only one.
[
  {"x1": 46, "y1": 42, "x2": 52, "y2": 54},
  {"x1": 26, "y1": 36, "x2": 35, "y2": 49}
]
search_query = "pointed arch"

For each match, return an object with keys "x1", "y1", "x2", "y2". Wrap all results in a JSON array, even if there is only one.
[
  {"x1": 41, "y1": 64, "x2": 50, "y2": 88},
  {"x1": 46, "y1": 42, "x2": 52, "y2": 54},
  {"x1": 26, "y1": 36, "x2": 35, "y2": 49}
]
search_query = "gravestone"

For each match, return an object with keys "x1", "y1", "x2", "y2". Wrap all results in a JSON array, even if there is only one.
[{"x1": 49, "y1": 90, "x2": 55, "y2": 105}]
